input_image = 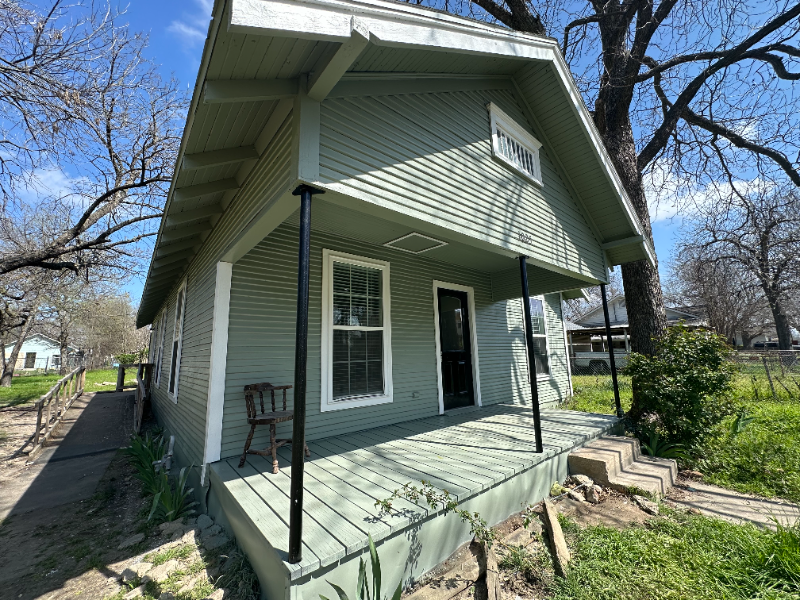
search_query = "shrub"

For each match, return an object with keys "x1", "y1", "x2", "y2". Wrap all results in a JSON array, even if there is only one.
[
  {"x1": 626, "y1": 326, "x2": 736, "y2": 450},
  {"x1": 148, "y1": 466, "x2": 197, "y2": 523},
  {"x1": 124, "y1": 431, "x2": 167, "y2": 495}
]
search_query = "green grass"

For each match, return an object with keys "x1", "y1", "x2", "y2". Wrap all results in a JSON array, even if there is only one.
[
  {"x1": 0, "y1": 368, "x2": 130, "y2": 409},
  {"x1": 566, "y1": 371, "x2": 800, "y2": 504},
  {"x1": 564, "y1": 374, "x2": 633, "y2": 415},
  {"x1": 501, "y1": 513, "x2": 800, "y2": 600}
]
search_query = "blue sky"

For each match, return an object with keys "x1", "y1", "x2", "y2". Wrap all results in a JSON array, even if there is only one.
[{"x1": 120, "y1": 0, "x2": 679, "y2": 301}]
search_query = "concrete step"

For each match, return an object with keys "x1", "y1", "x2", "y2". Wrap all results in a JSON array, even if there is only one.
[{"x1": 568, "y1": 435, "x2": 677, "y2": 498}]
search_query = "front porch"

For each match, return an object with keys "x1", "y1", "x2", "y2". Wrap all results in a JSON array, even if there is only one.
[{"x1": 208, "y1": 404, "x2": 618, "y2": 600}]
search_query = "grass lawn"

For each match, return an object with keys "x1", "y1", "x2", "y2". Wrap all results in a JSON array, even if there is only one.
[
  {"x1": 0, "y1": 368, "x2": 130, "y2": 409},
  {"x1": 501, "y1": 511, "x2": 800, "y2": 600},
  {"x1": 564, "y1": 372, "x2": 800, "y2": 504}
]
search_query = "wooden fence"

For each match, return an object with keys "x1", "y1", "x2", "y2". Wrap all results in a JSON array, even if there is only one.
[{"x1": 30, "y1": 366, "x2": 86, "y2": 459}]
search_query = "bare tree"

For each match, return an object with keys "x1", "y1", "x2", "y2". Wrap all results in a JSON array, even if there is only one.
[
  {"x1": 678, "y1": 186, "x2": 800, "y2": 350},
  {"x1": 406, "y1": 0, "x2": 800, "y2": 355},
  {"x1": 0, "y1": 270, "x2": 47, "y2": 386},
  {"x1": 0, "y1": 1, "x2": 186, "y2": 277},
  {"x1": 562, "y1": 269, "x2": 624, "y2": 322},
  {"x1": 666, "y1": 248, "x2": 772, "y2": 348}
]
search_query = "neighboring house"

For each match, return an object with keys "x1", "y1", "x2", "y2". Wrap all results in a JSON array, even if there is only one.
[
  {"x1": 566, "y1": 295, "x2": 704, "y2": 356},
  {"x1": 743, "y1": 327, "x2": 800, "y2": 350},
  {"x1": 135, "y1": 0, "x2": 654, "y2": 596},
  {"x1": 3, "y1": 334, "x2": 77, "y2": 371}
]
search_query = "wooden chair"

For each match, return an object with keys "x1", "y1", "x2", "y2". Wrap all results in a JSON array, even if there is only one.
[{"x1": 238, "y1": 382, "x2": 309, "y2": 473}]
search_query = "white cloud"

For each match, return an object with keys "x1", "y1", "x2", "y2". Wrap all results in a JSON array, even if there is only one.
[
  {"x1": 643, "y1": 159, "x2": 771, "y2": 223},
  {"x1": 167, "y1": 0, "x2": 213, "y2": 53}
]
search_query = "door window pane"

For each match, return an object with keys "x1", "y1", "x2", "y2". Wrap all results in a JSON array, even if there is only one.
[
  {"x1": 439, "y1": 294, "x2": 465, "y2": 352},
  {"x1": 529, "y1": 298, "x2": 545, "y2": 335}
]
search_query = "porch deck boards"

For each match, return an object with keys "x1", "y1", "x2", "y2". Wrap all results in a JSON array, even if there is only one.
[{"x1": 210, "y1": 404, "x2": 617, "y2": 580}]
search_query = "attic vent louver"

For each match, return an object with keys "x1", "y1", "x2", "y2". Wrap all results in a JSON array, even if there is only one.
[
  {"x1": 383, "y1": 232, "x2": 447, "y2": 254},
  {"x1": 487, "y1": 102, "x2": 543, "y2": 187}
]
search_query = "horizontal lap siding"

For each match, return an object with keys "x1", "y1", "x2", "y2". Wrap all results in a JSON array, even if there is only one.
[
  {"x1": 149, "y1": 116, "x2": 293, "y2": 467},
  {"x1": 220, "y1": 224, "x2": 572, "y2": 459},
  {"x1": 319, "y1": 89, "x2": 606, "y2": 281}
]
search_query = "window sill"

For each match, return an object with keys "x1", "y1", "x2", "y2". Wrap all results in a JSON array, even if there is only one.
[{"x1": 320, "y1": 393, "x2": 393, "y2": 412}]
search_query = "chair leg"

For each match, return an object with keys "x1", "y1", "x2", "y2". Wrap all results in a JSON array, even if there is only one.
[
  {"x1": 239, "y1": 423, "x2": 257, "y2": 468},
  {"x1": 304, "y1": 443, "x2": 310, "y2": 458},
  {"x1": 270, "y1": 423, "x2": 278, "y2": 474}
]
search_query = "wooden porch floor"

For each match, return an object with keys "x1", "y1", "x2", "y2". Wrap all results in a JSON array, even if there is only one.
[{"x1": 210, "y1": 404, "x2": 617, "y2": 580}]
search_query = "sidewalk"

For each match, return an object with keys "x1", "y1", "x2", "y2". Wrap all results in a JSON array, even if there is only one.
[{"x1": 0, "y1": 390, "x2": 134, "y2": 521}]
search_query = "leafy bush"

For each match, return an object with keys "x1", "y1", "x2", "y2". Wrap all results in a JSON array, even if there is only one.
[
  {"x1": 321, "y1": 534, "x2": 401, "y2": 600},
  {"x1": 115, "y1": 353, "x2": 141, "y2": 365},
  {"x1": 640, "y1": 429, "x2": 689, "y2": 461},
  {"x1": 626, "y1": 326, "x2": 736, "y2": 450}
]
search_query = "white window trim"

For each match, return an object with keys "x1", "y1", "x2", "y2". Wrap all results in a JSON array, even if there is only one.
[
  {"x1": 154, "y1": 312, "x2": 165, "y2": 388},
  {"x1": 320, "y1": 249, "x2": 393, "y2": 412},
  {"x1": 168, "y1": 281, "x2": 187, "y2": 402},
  {"x1": 432, "y1": 280, "x2": 482, "y2": 415},
  {"x1": 487, "y1": 102, "x2": 543, "y2": 187},
  {"x1": 559, "y1": 292, "x2": 574, "y2": 396},
  {"x1": 525, "y1": 295, "x2": 551, "y2": 381}
]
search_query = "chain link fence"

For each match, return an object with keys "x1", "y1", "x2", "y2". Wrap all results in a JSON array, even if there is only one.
[{"x1": 570, "y1": 350, "x2": 800, "y2": 400}]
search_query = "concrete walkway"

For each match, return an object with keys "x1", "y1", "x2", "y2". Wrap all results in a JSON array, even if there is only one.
[
  {"x1": 0, "y1": 390, "x2": 134, "y2": 520},
  {"x1": 668, "y1": 480, "x2": 800, "y2": 529}
]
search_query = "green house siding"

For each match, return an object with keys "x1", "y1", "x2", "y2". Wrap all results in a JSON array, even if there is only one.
[
  {"x1": 318, "y1": 88, "x2": 606, "y2": 282},
  {"x1": 148, "y1": 114, "x2": 294, "y2": 468},
  {"x1": 220, "y1": 222, "x2": 571, "y2": 460}
]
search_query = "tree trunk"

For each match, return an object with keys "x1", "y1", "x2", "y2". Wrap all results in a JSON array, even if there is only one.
[
  {"x1": 59, "y1": 318, "x2": 69, "y2": 375},
  {"x1": 1, "y1": 317, "x2": 35, "y2": 387},
  {"x1": 595, "y1": 122, "x2": 668, "y2": 358},
  {"x1": 767, "y1": 294, "x2": 793, "y2": 350}
]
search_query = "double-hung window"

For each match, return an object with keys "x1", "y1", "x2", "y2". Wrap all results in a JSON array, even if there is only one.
[
  {"x1": 527, "y1": 297, "x2": 550, "y2": 377},
  {"x1": 168, "y1": 283, "x2": 187, "y2": 400},
  {"x1": 321, "y1": 249, "x2": 392, "y2": 411},
  {"x1": 487, "y1": 102, "x2": 543, "y2": 187}
]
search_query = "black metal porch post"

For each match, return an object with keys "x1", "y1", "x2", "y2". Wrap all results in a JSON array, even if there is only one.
[
  {"x1": 519, "y1": 256, "x2": 544, "y2": 453},
  {"x1": 288, "y1": 184, "x2": 323, "y2": 564},
  {"x1": 600, "y1": 283, "x2": 623, "y2": 418}
]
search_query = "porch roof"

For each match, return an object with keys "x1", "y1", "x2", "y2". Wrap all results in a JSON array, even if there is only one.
[
  {"x1": 136, "y1": 0, "x2": 652, "y2": 327},
  {"x1": 209, "y1": 404, "x2": 617, "y2": 580}
]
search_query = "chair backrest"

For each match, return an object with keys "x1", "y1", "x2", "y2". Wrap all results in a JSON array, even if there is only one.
[{"x1": 243, "y1": 382, "x2": 292, "y2": 417}]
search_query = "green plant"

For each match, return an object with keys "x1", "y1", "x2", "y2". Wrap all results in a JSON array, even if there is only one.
[
  {"x1": 729, "y1": 408, "x2": 755, "y2": 436},
  {"x1": 320, "y1": 534, "x2": 401, "y2": 600},
  {"x1": 124, "y1": 431, "x2": 166, "y2": 495},
  {"x1": 626, "y1": 326, "x2": 736, "y2": 450},
  {"x1": 640, "y1": 429, "x2": 689, "y2": 461},
  {"x1": 376, "y1": 481, "x2": 496, "y2": 547},
  {"x1": 148, "y1": 466, "x2": 197, "y2": 523}
]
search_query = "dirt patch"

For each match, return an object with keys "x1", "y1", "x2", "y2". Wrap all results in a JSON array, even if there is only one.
[
  {"x1": 557, "y1": 491, "x2": 652, "y2": 529},
  {"x1": 0, "y1": 430, "x2": 259, "y2": 600}
]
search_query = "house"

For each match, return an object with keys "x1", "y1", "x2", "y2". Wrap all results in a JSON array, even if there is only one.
[
  {"x1": 566, "y1": 295, "x2": 704, "y2": 355},
  {"x1": 135, "y1": 0, "x2": 654, "y2": 596},
  {"x1": 3, "y1": 334, "x2": 77, "y2": 371}
]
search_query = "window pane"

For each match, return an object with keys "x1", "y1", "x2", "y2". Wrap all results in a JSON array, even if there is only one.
[
  {"x1": 529, "y1": 298, "x2": 545, "y2": 335},
  {"x1": 332, "y1": 260, "x2": 382, "y2": 327},
  {"x1": 532, "y1": 337, "x2": 549, "y2": 376},
  {"x1": 333, "y1": 262, "x2": 350, "y2": 294},
  {"x1": 332, "y1": 330, "x2": 384, "y2": 400},
  {"x1": 439, "y1": 295, "x2": 465, "y2": 352}
]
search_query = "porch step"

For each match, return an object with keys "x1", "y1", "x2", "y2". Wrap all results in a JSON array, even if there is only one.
[{"x1": 568, "y1": 435, "x2": 677, "y2": 498}]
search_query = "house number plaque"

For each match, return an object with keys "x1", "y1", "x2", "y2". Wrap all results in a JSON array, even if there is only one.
[{"x1": 517, "y1": 231, "x2": 533, "y2": 244}]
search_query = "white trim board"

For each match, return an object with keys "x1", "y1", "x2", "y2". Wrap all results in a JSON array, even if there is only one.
[
  {"x1": 202, "y1": 261, "x2": 233, "y2": 486},
  {"x1": 559, "y1": 292, "x2": 574, "y2": 397},
  {"x1": 432, "y1": 280, "x2": 482, "y2": 415},
  {"x1": 320, "y1": 248, "x2": 394, "y2": 412}
]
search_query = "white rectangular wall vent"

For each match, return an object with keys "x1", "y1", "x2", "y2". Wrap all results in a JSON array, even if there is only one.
[
  {"x1": 487, "y1": 102, "x2": 543, "y2": 187},
  {"x1": 383, "y1": 232, "x2": 447, "y2": 254}
]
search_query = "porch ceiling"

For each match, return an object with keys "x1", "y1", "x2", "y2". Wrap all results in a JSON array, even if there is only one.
[
  {"x1": 209, "y1": 404, "x2": 618, "y2": 580},
  {"x1": 282, "y1": 195, "x2": 601, "y2": 298}
]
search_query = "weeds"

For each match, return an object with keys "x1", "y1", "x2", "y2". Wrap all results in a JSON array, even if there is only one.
[
  {"x1": 320, "y1": 535, "x2": 401, "y2": 600},
  {"x1": 147, "y1": 466, "x2": 197, "y2": 523}
]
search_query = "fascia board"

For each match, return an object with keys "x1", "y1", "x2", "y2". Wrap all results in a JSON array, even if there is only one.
[{"x1": 229, "y1": 0, "x2": 557, "y2": 60}]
